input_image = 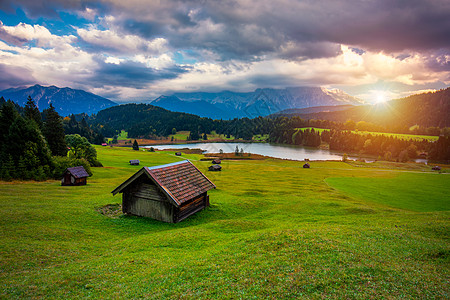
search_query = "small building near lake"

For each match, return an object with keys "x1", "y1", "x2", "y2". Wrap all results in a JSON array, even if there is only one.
[
  {"x1": 175, "y1": 152, "x2": 182, "y2": 156},
  {"x1": 61, "y1": 166, "x2": 89, "y2": 186},
  {"x1": 112, "y1": 160, "x2": 216, "y2": 223},
  {"x1": 212, "y1": 159, "x2": 221, "y2": 164},
  {"x1": 303, "y1": 163, "x2": 310, "y2": 168},
  {"x1": 129, "y1": 159, "x2": 140, "y2": 165}
]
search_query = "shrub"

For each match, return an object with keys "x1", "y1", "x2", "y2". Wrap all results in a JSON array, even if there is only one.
[
  {"x1": 52, "y1": 156, "x2": 92, "y2": 179},
  {"x1": 399, "y1": 150, "x2": 409, "y2": 163}
]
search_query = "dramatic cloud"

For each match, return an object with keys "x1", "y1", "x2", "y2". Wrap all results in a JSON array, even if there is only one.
[
  {"x1": 77, "y1": 27, "x2": 168, "y2": 55},
  {"x1": 90, "y1": 58, "x2": 188, "y2": 89},
  {"x1": 0, "y1": 0, "x2": 448, "y2": 102},
  {"x1": 0, "y1": 21, "x2": 76, "y2": 47},
  {"x1": 0, "y1": 63, "x2": 35, "y2": 90}
]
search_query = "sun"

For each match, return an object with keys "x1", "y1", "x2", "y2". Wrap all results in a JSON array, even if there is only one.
[{"x1": 375, "y1": 92, "x2": 388, "y2": 104}]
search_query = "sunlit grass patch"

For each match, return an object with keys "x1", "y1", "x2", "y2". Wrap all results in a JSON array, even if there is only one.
[{"x1": 326, "y1": 173, "x2": 450, "y2": 212}]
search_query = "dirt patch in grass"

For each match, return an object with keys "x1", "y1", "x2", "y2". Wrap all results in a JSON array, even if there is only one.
[
  {"x1": 346, "y1": 207, "x2": 376, "y2": 214},
  {"x1": 427, "y1": 249, "x2": 450, "y2": 260},
  {"x1": 97, "y1": 203, "x2": 122, "y2": 218}
]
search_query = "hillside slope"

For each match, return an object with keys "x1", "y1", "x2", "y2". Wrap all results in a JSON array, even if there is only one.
[{"x1": 282, "y1": 88, "x2": 450, "y2": 128}]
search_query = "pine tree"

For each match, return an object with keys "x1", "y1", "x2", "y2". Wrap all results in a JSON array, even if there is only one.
[
  {"x1": 43, "y1": 104, "x2": 67, "y2": 156},
  {"x1": 132, "y1": 139, "x2": 139, "y2": 150},
  {"x1": 24, "y1": 96, "x2": 42, "y2": 129},
  {"x1": 0, "y1": 100, "x2": 18, "y2": 144}
]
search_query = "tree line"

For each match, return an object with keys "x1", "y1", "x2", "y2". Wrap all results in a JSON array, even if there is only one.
[
  {"x1": 268, "y1": 126, "x2": 449, "y2": 162},
  {"x1": 0, "y1": 97, "x2": 101, "y2": 181}
]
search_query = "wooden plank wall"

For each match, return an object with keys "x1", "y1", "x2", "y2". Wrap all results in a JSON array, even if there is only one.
[
  {"x1": 123, "y1": 180, "x2": 175, "y2": 223},
  {"x1": 175, "y1": 193, "x2": 206, "y2": 222}
]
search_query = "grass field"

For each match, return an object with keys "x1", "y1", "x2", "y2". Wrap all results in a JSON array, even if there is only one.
[
  {"x1": 350, "y1": 130, "x2": 439, "y2": 141},
  {"x1": 298, "y1": 127, "x2": 439, "y2": 141},
  {"x1": 297, "y1": 127, "x2": 329, "y2": 134},
  {"x1": 1, "y1": 146, "x2": 449, "y2": 298}
]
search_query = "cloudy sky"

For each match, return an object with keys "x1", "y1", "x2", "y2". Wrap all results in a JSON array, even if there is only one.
[{"x1": 0, "y1": 0, "x2": 449, "y2": 103}]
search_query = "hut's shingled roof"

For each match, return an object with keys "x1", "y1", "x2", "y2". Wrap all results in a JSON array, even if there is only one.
[
  {"x1": 145, "y1": 161, "x2": 215, "y2": 205},
  {"x1": 66, "y1": 166, "x2": 89, "y2": 178},
  {"x1": 112, "y1": 160, "x2": 215, "y2": 206}
]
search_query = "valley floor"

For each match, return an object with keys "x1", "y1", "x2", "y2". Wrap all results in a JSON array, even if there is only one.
[{"x1": 0, "y1": 146, "x2": 449, "y2": 298}]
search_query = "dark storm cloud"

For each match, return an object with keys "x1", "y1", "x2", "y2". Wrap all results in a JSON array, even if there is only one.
[
  {"x1": 0, "y1": 64, "x2": 35, "y2": 90},
  {"x1": 0, "y1": 0, "x2": 84, "y2": 18},
  {"x1": 90, "y1": 59, "x2": 188, "y2": 89},
  {"x1": 3, "y1": 0, "x2": 450, "y2": 59},
  {"x1": 279, "y1": 42, "x2": 343, "y2": 60}
]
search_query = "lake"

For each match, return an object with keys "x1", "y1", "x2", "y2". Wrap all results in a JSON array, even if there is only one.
[{"x1": 144, "y1": 142, "x2": 348, "y2": 161}]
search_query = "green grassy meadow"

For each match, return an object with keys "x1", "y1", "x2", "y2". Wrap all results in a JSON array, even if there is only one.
[
  {"x1": 350, "y1": 131, "x2": 439, "y2": 141},
  {"x1": 298, "y1": 127, "x2": 439, "y2": 141},
  {"x1": 297, "y1": 127, "x2": 329, "y2": 134},
  {"x1": 1, "y1": 146, "x2": 449, "y2": 298}
]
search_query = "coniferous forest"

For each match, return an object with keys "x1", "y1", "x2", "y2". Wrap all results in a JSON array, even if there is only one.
[{"x1": 0, "y1": 98, "x2": 99, "y2": 180}]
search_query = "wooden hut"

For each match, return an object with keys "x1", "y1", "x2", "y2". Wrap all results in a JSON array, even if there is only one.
[
  {"x1": 111, "y1": 160, "x2": 216, "y2": 223},
  {"x1": 129, "y1": 159, "x2": 140, "y2": 165},
  {"x1": 209, "y1": 164, "x2": 222, "y2": 171},
  {"x1": 175, "y1": 152, "x2": 182, "y2": 156},
  {"x1": 61, "y1": 166, "x2": 89, "y2": 186},
  {"x1": 432, "y1": 166, "x2": 441, "y2": 171},
  {"x1": 212, "y1": 159, "x2": 221, "y2": 164},
  {"x1": 303, "y1": 163, "x2": 310, "y2": 168}
]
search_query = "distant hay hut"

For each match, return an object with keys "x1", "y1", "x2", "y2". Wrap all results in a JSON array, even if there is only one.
[
  {"x1": 129, "y1": 160, "x2": 140, "y2": 165},
  {"x1": 209, "y1": 164, "x2": 222, "y2": 171},
  {"x1": 432, "y1": 166, "x2": 441, "y2": 171},
  {"x1": 61, "y1": 166, "x2": 89, "y2": 186},
  {"x1": 303, "y1": 163, "x2": 310, "y2": 168},
  {"x1": 212, "y1": 159, "x2": 221, "y2": 164},
  {"x1": 112, "y1": 160, "x2": 215, "y2": 223},
  {"x1": 175, "y1": 152, "x2": 182, "y2": 156}
]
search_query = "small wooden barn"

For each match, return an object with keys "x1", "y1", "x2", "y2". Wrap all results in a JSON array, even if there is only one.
[
  {"x1": 212, "y1": 159, "x2": 221, "y2": 164},
  {"x1": 129, "y1": 159, "x2": 140, "y2": 165},
  {"x1": 209, "y1": 164, "x2": 222, "y2": 171},
  {"x1": 112, "y1": 160, "x2": 216, "y2": 223},
  {"x1": 175, "y1": 152, "x2": 182, "y2": 156},
  {"x1": 61, "y1": 166, "x2": 89, "y2": 186},
  {"x1": 303, "y1": 163, "x2": 310, "y2": 168}
]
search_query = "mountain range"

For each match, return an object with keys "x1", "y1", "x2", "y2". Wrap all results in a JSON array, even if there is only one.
[
  {"x1": 151, "y1": 87, "x2": 364, "y2": 119},
  {"x1": 0, "y1": 84, "x2": 116, "y2": 116},
  {"x1": 1, "y1": 84, "x2": 448, "y2": 129},
  {"x1": 276, "y1": 88, "x2": 450, "y2": 128}
]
